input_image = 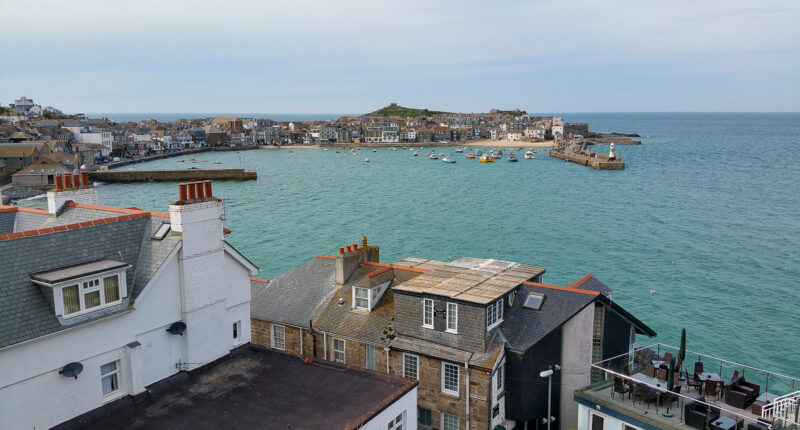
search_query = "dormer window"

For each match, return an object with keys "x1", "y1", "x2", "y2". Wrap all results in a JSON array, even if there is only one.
[
  {"x1": 354, "y1": 287, "x2": 369, "y2": 310},
  {"x1": 31, "y1": 260, "x2": 129, "y2": 318},
  {"x1": 486, "y1": 299, "x2": 503, "y2": 329}
]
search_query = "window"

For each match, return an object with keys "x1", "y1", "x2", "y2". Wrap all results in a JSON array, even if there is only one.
[
  {"x1": 496, "y1": 363, "x2": 503, "y2": 392},
  {"x1": 61, "y1": 273, "x2": 123, "y2": 317},
  {"x1": 487, "y1": 299, "x2": 503, "y2": 328},
  {"x1": 101, "y1": 360, "x2": 119, "y2": 396},
  {"x1": 403, "y1": 354, "x2": 419, "y2": 380},
  {"x1": 354, "y1": 287, "x2": 369, "y2": 310},
  {"x1": 442, "y1": 362, "x2": 459, "y2": 395},
  {"x1": 422, "y1": 299, "x2": 433, "y2": 328},
  {"x1": 442, "y1": 412, "x2": 459, "y2": 430},
  {"x1": 418, "y1": 407, "x2": 432, "y2": 429},
  {"x1": 233, "y1": 321, "x2": 241, "y2": 341},
  {"x1": 523, "y1": 293, "x2": 545, "y2": 310},
  {"x1": 387, "y1": 411, "x2": 405, "y2": 430},
  {"x1": 271, "y1": 324, "x2": 285, "y2": 350},
  {"x1": 591, "y1": 413, "x2": 604, "y2": 430},
  {"x1": 332, "y1": 338, "x2": 345, "y2": 363},
  {"x1": 366, "y1": 344, "x2": 375, "y2": 370},
  {"x1": 446, "y1": 302, "x2": 457, "y2": 333},
  {"x1": 508, "y1": 290, "x2": 516, "y2": 306}
]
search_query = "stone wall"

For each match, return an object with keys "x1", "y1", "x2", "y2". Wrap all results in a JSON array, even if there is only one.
[
  {"x1": 394, "y1": 292, "x2": 487, "y2": 352},
  {"x1": 89, "y1": 168, "x2": 257, "y2": 183}
]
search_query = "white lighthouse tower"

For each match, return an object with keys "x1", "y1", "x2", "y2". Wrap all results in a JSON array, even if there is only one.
[{"x1": 609, "y1": 142, "x2": 615, "y2": 159}]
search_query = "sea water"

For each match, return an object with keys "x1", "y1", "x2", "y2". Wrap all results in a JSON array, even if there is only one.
[{"x1": 95, "y1": 113, "x2": 800, "y2": 384}]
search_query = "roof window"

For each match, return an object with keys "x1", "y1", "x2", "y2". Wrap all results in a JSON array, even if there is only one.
[
  {"x1": 523, "y1": 293, "x2": 545, "y2": 310},
  {"x1": 152, "y1": 223, "x2": 171, "y2": 240}
]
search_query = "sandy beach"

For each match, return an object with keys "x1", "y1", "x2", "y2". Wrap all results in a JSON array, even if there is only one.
[{"x1": 460, "y1": 139, "x2": 556, "y2": 148}]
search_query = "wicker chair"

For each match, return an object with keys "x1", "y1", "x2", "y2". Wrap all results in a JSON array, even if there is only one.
[
  {"x1": 613, "y1": 376, "x2": 631, "y2": 399},
  {"x1": 686, "y1": 369, "x2": 702, "y2": 392},
  {"x1": 657, "y1": 367, "x2": 668, "y2": 381},
  {"x1": 664, "y1": 351, "x2": 673, "y2": 364},
  {"x1": 646, "y1": 363, "x2": 656, "y2": 377},
  {"x1": 705, "y1": 378, "x2": 720, "y2": 402},
  {"x1": 694, "y1": 361, "x2": 704, "y2": 376}
]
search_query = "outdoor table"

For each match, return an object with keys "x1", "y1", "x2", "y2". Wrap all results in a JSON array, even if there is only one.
[
  {"x1": 651, "y1": 360, "x2": 668, "y2": 368},
  {"x1": 696, "y1": 372, "x2": 722, "y2": 383},
  {"x1": 631, "y1": 373, "x2": 668, "y2": 390},
  {"x1": 709, "y1": 416, "x2": 737, "y2": 430},
  {"x1": 756, "y1": 392, "x2": 778, "y2": 403}
]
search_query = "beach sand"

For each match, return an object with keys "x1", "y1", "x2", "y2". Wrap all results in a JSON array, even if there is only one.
[{"x1": 460, "y1": 139, "x2": 556, "y2": 148}]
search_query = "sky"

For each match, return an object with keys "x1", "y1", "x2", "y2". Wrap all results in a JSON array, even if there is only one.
[{"x1": 1, "y1": 0, "x2": 798, "y2": 113}]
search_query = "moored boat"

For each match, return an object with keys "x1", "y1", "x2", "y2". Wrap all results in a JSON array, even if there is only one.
[
  {"x1": 465, "y1": 153, "x2": 476, "y2": 159},
  {"x1": 508, "y1": 152, "x2": 518, "y2": 162},
  {"x1": 442, "y1": 155, "x2": 456, "y2": 163},
  {"x1": 428, "y1": 153, "x2": 438, "y2": 160},
  {"x1": 524, "y1": 149, "x2": 535, "y2": 159},
  {"x1": 479, "y1": 154, "x2": 494, "y2": 163},
  {"x1": 454, "y1": 147, "x2": 463, "y2": 153},
  {"x1": 413, "y1": 151, "x2": 419, "y2": 156}
]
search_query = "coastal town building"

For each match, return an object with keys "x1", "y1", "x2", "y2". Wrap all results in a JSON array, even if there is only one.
[
  {"x1": 250, "y1": 241, "x2": 655, "y2": 430},
  {"x1": 0, "y1": 180, "x2": 259, "y2": 429}
]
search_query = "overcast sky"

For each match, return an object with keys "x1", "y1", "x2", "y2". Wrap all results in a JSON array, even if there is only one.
[{"x1": 1, "y1": 0, "x2": 798, "y2": 113}]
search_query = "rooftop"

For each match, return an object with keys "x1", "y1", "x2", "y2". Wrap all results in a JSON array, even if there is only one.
[
  {"x1": 66, "y1": 348, "x2": 417, "y2": 430},
  {"x1": 391, "y1": 257, "x2": 546, "y2": 304},
  {"x1": 575, "y1": 342, "x2": 800, "y2": 430}
]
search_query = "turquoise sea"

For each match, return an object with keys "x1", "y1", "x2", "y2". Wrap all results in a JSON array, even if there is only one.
[{"x1": 95, "y1": 113, "x2": 799, "y2": 388}]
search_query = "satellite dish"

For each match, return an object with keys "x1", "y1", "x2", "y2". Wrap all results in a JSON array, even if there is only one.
[
  {"x1": 166, "y1": 321, "x2": 186, "y2": 335},
  {"x1": 59, "y1": 362, "x2": 84, "y2": 379}
]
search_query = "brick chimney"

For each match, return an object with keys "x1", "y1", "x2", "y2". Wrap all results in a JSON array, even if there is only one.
[
  {"x1": 46, "y1": 169, "x2": 97, "y2": 215},
  {"x1": 335, "y1": 236, "x2": 380, "y2": 285}
]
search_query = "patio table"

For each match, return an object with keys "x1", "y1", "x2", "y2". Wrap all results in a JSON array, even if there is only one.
[{"x1": 709, "y1": 416, "x2": 737, "y2": 430}]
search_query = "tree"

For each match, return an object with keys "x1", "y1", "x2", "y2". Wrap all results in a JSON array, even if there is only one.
[{"x1": 664, "y1": 357, "x2": 677, "y2": 417}]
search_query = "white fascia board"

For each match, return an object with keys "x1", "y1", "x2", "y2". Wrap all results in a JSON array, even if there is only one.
[{"x1": 223, "y1": 241, "x2": 259, "y2": 276}]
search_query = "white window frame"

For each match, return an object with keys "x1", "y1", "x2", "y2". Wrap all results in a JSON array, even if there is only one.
[
  {"x1": 353, "y1": 286, "x2": 370, "y2": 310},
  {"x1": 442, "y1": 412, "x2": 459, "y2": 430},
  {"x1": 422, "y1": 298, "x2": 434, "y2": 329},
  {"x1": 496, "y1": 362, "x2": 504, "y2": 392},
  {"x1": 441, "y1": 362, "x2": 460, "y2": 396},
  {"x1": 271, "y1": 324, "x2": 285, "y2": 350},
  {"x1": 232, "y1": 320, "x2": 241, "y2": 344},
  {"x1": 332, "y1": 338, "x2": 345, "y2": 363},
  {"x1": 365, "y1": 344, "x2": 375, "y2": 370},
  {"x1": 486, "y1": 299, "x2": 504, "y2": 330},
  {"x1": 387, "y1": 410, "x2": 406, "y2": 430},
  {"x1": 52, "y1": 270, "x2": 126, "y2": 318},
  {"x1": 403, "y1": 353, "x2": 419, "y2": 380},
  {"x1": 446, "y1": 302, "x2": 458, "y2": 333},
  {"x1": 100, "y1": 360, "x2": 120, "y2": 397}
]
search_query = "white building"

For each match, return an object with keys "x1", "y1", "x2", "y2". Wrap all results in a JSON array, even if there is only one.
[{"x1": 0, "y1": 179, "x2": 258, "y2": 430}]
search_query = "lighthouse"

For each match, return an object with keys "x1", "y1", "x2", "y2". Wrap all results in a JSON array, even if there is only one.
[{"x1": 609, "y1": 142, "x2": 615, "y2": 159}]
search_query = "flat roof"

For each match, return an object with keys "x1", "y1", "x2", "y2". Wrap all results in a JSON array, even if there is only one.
[
  {"x1": 70, "y1": 348, "x2": 417, "y2": 430},
  {"x1": 391, "y1": 257, "x2": 545, "y2": 304},
  {"x1": 30, "y1": 259, "x2": 129, "y2": 285}
]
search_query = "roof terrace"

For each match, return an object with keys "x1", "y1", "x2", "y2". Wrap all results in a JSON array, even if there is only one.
[{"x1": 575, "y1": 343, "x2": 799, "y2": 430}]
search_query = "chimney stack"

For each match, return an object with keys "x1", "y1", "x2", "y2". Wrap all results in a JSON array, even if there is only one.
[
  {"x1": 47, "y1": 171, "x2": 98, "y2": 215},
  {"x1": 335, "y1": 237, "x2": 381, "y2": 285},
  {"x1": 175, "y1": 181, "x2": 215, "y2": 204}
]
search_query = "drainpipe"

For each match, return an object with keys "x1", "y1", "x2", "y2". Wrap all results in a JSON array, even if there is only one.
[
  {"x1": 309, "y1": 320, "x2": 317, "y2": 358},
  {"x1": 299, "y1": 327, "x2": 303, "y2": 356},
  {"x1": 465, "y1": 362, "x2": 470, "y2": 430},
  {"x1": 384, "y1": 347, "x2": 390, "y2": 373},
  {"x1": 487, "y1": 367, "x2": 494, "y2": 430},
  {"x1": 323, "y1": 332, "x2": 327, "y2": 360}
]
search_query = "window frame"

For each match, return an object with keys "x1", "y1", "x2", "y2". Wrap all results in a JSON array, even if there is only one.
[
  {"x1": 57, "y1": 270, "x2": 126, "y2": 318},
  {"x1": 418, "y1": 407, "x2": 432, "y2": 429},
  {"x1": 487, "y1": 299, "x2": 504, "y2": 329},
  {"x1": 354, "y1": 286, "x2": 370, "y2": 310},
  {"x1": 441, "y1": 412, "x2": 459, "y2": 430},
  {"x1": 232, "y1": 320, "x2": 241, "y2": 343},
  {"x1": 365, "y1": 344, "x2": 375, "y2": 370},
  {"x1": 441, "y1": 362, "x2": 460, "y2": 396},
  {"x1": 403, "y1": 353, "x2": 419, "y2": 380},
  {"x1": 422, "y1": 298, "x2": 434, "y2": 329},
  {"x1": 100, "y1": 360, "x2": 120, "y2": 397},
  {"x1": 590, "y1": 412, "x2": 605, "y2": 430},
  {"x1": 496, "y1": 362, "x2": 504, "y2": 392},
  {"x1": 446, "y1": 302, "x2": 458, "y2": 333},
  {"x1": 332, "y1": 337, "x2": 345, "y2": 363},
  {"x1": 271, "y1": 324, "x2": 285, "y2": 350}
]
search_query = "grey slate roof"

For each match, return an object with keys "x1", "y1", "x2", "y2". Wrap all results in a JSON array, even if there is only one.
[
  {"x1": 500, "y1": 284, "x2": 597, "y2": 352},
  {"x1": 14, "y1": 210, "x2": 48, "y2": 232},
  {"x1": 0, "y1": 212, "x2": 14, "y2": 234},
  {"x1": 131, "y1": 218, "x2": 181, "y2": 302},
  {"x1": 250, "y1": 257, "x2": 336, "y2": 328},
  {"x1": 0, "y1": 217, "x2": 149, "y2": 349},
  {"x1": 40, "y1": 206, "x2": 124, "y2": 227}
]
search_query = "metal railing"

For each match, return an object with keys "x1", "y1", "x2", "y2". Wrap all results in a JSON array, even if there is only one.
[{"x1": 763, "y1": 391, "x2": 800, "y2": 425}]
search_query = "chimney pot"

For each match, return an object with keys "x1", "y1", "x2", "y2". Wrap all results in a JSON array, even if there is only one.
[
  {"x1": 353, "y1": 243, "x2": 358, "y2": 251},
  {"x1": 55, "y1": 175, "x2": 63, "y2": 191},
  {"x1": 187, "y1": 182, "x2": 197, "y2": 200},
  {"x1": 203, "y1": 180, "x2": 212, "y2": 198},
  {"x1": 73, "y1": 173, "x2": 80, "y2": 188},
  {"x1": 196, "y1": 181, "x2": 204, "y2": 199},
  {"x1": 81, "y1": 171, "x2": 89, "y2": 187},
  {"x1": 346, "y1": 245, "x2": 352, "y2": 253},
  {"x1": 339, "y1": 247, "x2": 345, "y2": 255},
  {"x1": 63, "y1": 173, "x2": 72, "y2": 189},
  {"x1": 179, "y1": 183, "x2": 188, "y2": 202}
]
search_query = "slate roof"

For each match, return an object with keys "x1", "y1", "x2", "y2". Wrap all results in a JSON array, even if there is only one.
[
  {"x1": 0, "y1": 211, "x2": 15, "y2": 234},
  {"x1": 567, "y1": 273, "x2": 612, "y2": 296},
  {"x1": 500, "y1": 284, "x2": 597, "y2": 352},
  {"x1": 250, "y1": 257, "x2": 337, "y2": 327}
]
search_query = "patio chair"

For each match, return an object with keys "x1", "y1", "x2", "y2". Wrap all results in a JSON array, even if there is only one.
[
  {"x1": 622, "y1": 364, "x2": 630, "y2": 376},
  {"x1": 646, "y1": 363, "x2": 656, "y2": 377},
  {"x1": 664, "y1": 351, "x2": 673, "y2": 364},
  {"x1": 657, "y1": 367, "x2": 668, "y2": 381},
  {"x1": 705, "y1": 378, "x2": 720, "y2": 402},
  {"x1": 612, "y1": 376, "x2": 631, "y2": 399},
  {"x1": 694, "y1": 361, "x2": 704, "y2": 377},
  {"x1": 686, "y1": 369, "x2": 702, "y2": 392},
  {"x1": 730, "y1": 369, "x2": 739, "y2": 382}
]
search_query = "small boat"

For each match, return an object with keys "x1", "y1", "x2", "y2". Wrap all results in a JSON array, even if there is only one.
[
  {"x1": 442, "y1": 155, "x2": 456, "y2": 163},
  {"x1": 372, "y1": 149, "x2": 377, "y2": 152},
  {"x1": 188, "y1": 158, "x2": 195, "y2": 161},
  {"x1": 413, "y1": 151, "x2": 419, "y2": 156},
  {"x1": 177, "y1": 159, "x2": 184, "y2": 162},
  {"x1": 323, "y1": 148, "x2": 328, "y2": 151},
  {"x1": 428, "y1": 153, "x2": 438, "y2": 160},
  {"x1": 454, "y1": 147, "x2": 463, "y2": 153},
  {"x1": 402, "y1": 146, "x2": 407, "y2": 149},
  {"x1": 479, "y1": 154, "x2": 494, "y2": 163},
  {"x1": 465, "y1": 153, "x2": 476, "y2": 159},
  {"x1": 213, "y1": 161, "x2": 221, "y2": 164},
  {"x1": 201, "y1": 160, "x2": 208, "y2": 162},
  {"x1": 508, "y1": 152, "x2": 518, "y2": 162},
  {"x1": 524, "y1": 150, "x2": 535, "y2": 159},
  {"x1": 287, "y1": 149, "x2": 293, "y2": 153},
  {"x1": 474, "y1": 149, "x2": 483, "y2": 156},
  {"x1": 364, "y1": 158, "x2": 369, "y2": 162},
  {"x1": 335, "y1": 151, "x2": 340, "y2": 153}
]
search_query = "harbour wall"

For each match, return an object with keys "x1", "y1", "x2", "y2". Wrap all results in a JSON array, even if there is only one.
[
  {"x1": 549, "y1": 149, "x2": 625, "y2": 170},
  {"x1": 88, "y1": 168, "x2": 257, "y2": 182}
]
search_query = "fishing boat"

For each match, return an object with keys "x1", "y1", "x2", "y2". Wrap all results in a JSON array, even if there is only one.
[
  {"x1": 413, "y1": 151, "x2": 419, "y2": 156},
  {"x1": 201, "y1": 160, "x2": 208, "y2": 162},
  {"x1": 372, "y1": 149, "x2": 377, "y2": 152},
  {"x1": 213, "y1": 161, "x2": 221, "y2": 164},
  {"x1": 454, "y1": 147, "x2": 463, "y2": 153},
  {"x1": 428, "y1": 153, "x2": 438, "y2": 160},
  {"x1": 177, "y1": 159, "x2": 184, "y2": 162},
  {"x1": 491, "y1": 150, "x2": 501, "y2": 160},
  {"x1": 442, "y1": 155, "x2": 456, "y2": 163},
  {"x1": 508, "y1": 152, "x2": 518, "y2": 162},
  {"x1": 479, "y1": 154, "x2": 494, "y2": 163},
  {"x1": 524, "y1": 149, "x2": 535, "y2": 159},
  {"x1": 465, "y1": 153, "x2": 476, "y2": 159},
  {"x1": 474, "y1": 149, "x2": 483, "y2": 156}
]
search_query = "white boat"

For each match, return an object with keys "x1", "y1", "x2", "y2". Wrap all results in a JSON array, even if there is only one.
[
  {"x1": 442, "y1": 155, "x2": 456, "y2": 163},
  {"x1": 428, "y1": 153, "x2": 438, "y2": 160},
  {"x1": 454, "y1": 147, "x2": 463, "y2": 153},
  {"x1": 524, "y1": 150, "x2": 535, "y2": 159},
  {"x1": 364, "y1": 158, "x2": 369, "y2": 162}
]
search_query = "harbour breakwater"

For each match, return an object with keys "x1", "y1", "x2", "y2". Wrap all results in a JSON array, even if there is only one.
[
  {"x1": 549, "y1": 144, "x2": 625, "y2": 170},
  {"x1": 89, "y1": 168, "x2": 257, "y2": 182}
]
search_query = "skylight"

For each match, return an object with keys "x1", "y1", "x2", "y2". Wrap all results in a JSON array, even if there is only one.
[
  {"x1": 152, "y1": 223, "x2": 171, "y2": 240},
  {"x1": 523, "y1": 293, "x2": 545, "y2": 310}
]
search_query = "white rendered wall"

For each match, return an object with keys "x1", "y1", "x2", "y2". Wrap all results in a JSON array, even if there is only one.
[
  {"x1": 577, "y1": 404, "x2": 630, "y2": 430},
  {"x1": 361, "y1": 386, "x2": 417, "y2": 430},
  {"x1": 561, "y1": 304, "x2": 595, "y2": 430}
]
